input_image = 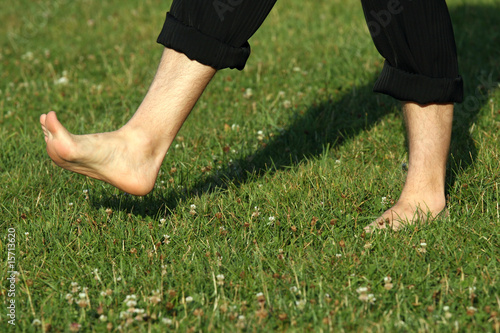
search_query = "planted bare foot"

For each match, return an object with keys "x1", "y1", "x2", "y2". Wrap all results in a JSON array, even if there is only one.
[
  {"x1": 40, "y1": 111, "x2": 165, "y2": 196},
  {"x1": 364, "y1": 195, "x2": 447, "y2": 232}
]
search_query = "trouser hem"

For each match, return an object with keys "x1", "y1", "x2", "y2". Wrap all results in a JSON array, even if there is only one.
[
  {"x1": 157, "y1": 13, "x2": 250, "y2": 70},
  {"x1": 374, "y1": 61, "x2": 464, "y2": 104}
]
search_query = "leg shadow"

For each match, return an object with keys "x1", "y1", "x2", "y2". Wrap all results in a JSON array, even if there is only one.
[{"x1": 446, "y1": 3, "x2": 500, "y2": 188}]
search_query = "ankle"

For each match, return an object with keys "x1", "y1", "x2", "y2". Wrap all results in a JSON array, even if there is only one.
[
  {"x1": 117, "y1": 126, "x2": 169, "y2": 159},
  {"x1": 397, "y1": 192, "x2": 446, "y2": 212}
]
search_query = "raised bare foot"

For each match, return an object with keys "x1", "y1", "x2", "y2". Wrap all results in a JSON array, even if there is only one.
[
  {"x1": 40, "y1": 111, "x2": 165, "y2": 196},
  {"x1": 364, "y1": 195, "x2": 447, "y2": 232}
]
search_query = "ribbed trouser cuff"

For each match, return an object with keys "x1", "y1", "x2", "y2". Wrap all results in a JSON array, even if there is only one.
[
  {"x1": 157, "y1": 13, "x2": 250, "y2": 70},
  {"x1": 374, "y1": 61, "x2": 464, "y2": 104}
]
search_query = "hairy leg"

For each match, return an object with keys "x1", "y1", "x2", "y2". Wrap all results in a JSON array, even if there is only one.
[
  {"x1": 365, "y1": 102, "x2": 453, "y2": 232},
  {"x1": 40, "y1": 48, "x2": 216, "y2": 195}
]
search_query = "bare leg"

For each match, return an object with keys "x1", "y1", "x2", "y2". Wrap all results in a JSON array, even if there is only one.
[
  {"x1": 365, "y1": 102, "x2": 453, "y2": 232},
  {"x1": 40, "y1": 48, "x2": 216, "y2": 195}
]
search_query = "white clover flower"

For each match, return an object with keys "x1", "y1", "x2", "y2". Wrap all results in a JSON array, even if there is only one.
[
  {"x1": 124, "y1": 295, "x2": 137, "y2": 302},
  {"x1": 22, "y1": 51, "x2": 34, "y2": 61},
  {"x1": 335, "y1": 159, "x2": 341, "y2": 164},
  {"x1": 243, "y1": 88, "x2": 253, "y2": 98},
  {"x1": 70, "y1": 282, "x2": 80, "y2": 293},
  {"x1": 268, "y1": 216, "x2": 275, "y2": 222},
  {"x1": 126, "y1": 300, "x2": 137, "y2": 308},
  {"x1": 78, "y1": 292, "x2": 86, "y2": 299},
  {"x1": 162, "y1": 318, "x2": 173, "y2": 325},
  {"x1": 443, "y1": 306, "x2": 450, "y2": 312},
  {"x1": 289, "y1": 286, "x2": 298, "y2": 293},
  {"x1": 55, "y1": 76, "x2": 69, "y2": 85},
  {"x1": 216, "y1": 274, "x2": 225, "y2": 281},
  {"x1": 356, "y1": 287, "x2": 368, "y2": 294},
  {"x1": 185, "y1": 296, "x2": 194, "y2": 303},
  {"x1": 190, "y1": 204, "x2": 197, "y2": 210},
  {"x1": 160, "y1": 218, "x2": 166, "y2": 224},
  {"x1": 119, "y1": 311, "x2": 129, "y2": 319},
  {"x1": 420, "y1": 242, "x2": 427, "y2": 247},
  {"x1": 295, "y1": 299, "x2": 307, "y2": 310},
  {"x1": 238, "y1": 315, "x2": 245, "y2": 321},
  {"x1": 99, "y1": 315, "x2": 107, "y2": 322},
  {"x1": 381, "y1": 197, "x2": 388, "y2": 205},
  {"x1": 384, "y1": 276, "x2": 392, "y2": 283},
  {"x1": 65, "y1": 293, "x2": 73, "y2": 300},
  {"x1": 256, "y1": 292, "x2": 264, "y2": 297},
  {"x1": 32, "y1": 319, "x2": 42, "y2": 326},
  {"x1": 83, "y1": 189, "x2": 89, "y2": 194},
  {"x1": 163, "y1": 234, "x2": 171, "y2": 244},
  {"x1": 336, "y1": 253, "x2": 342, "y2": 258}
]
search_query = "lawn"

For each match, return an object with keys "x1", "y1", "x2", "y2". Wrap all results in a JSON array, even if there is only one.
[{"x1": 1, "y1": 0, "x2": 499, "y2": 331}]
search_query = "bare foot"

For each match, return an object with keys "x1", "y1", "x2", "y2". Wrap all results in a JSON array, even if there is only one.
[
  {"x1": 40, "y1": 111, "x2": 164, "y2": 196},
  {"x1": 364, "y1": 195, "x2": 447, "y2": 232},
  {"x1": 364, "y1": 103, "x2": 454, "y2": 233}
]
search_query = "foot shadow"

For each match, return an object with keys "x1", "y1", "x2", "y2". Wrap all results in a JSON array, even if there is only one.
[{"x1": 92, "y1": 3, "x2": 499, "y2": 219}]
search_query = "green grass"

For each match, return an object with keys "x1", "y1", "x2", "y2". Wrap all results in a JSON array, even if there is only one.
[{"x1": 1, "y1": 0, "x2": 499, "y2": 331}]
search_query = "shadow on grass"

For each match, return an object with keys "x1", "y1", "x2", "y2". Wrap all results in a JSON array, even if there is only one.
[{"x1": 92, "y1": 3, "x2": 499, "y2": 218}]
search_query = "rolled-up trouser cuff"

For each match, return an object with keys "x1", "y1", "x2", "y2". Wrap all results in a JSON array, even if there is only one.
[
  {"x1": 374, "y1": 61, "x2": 464, "y2": 105},
  {"x1": 157, "y1": 13, "x2": 250, "y2": 70}
]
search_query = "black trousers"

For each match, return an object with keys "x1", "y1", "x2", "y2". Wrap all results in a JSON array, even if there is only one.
[{"x1": 157, "y1": 0, "x2": 463, "y2": 104}]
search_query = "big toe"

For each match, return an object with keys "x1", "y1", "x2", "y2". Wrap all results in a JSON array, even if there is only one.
[
  {"x1": 45, "y1": 111, "x2": 60, "y2": 132},
  {"x1": 40, "y1": 113, "x2": 47, "y2": 126}
]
